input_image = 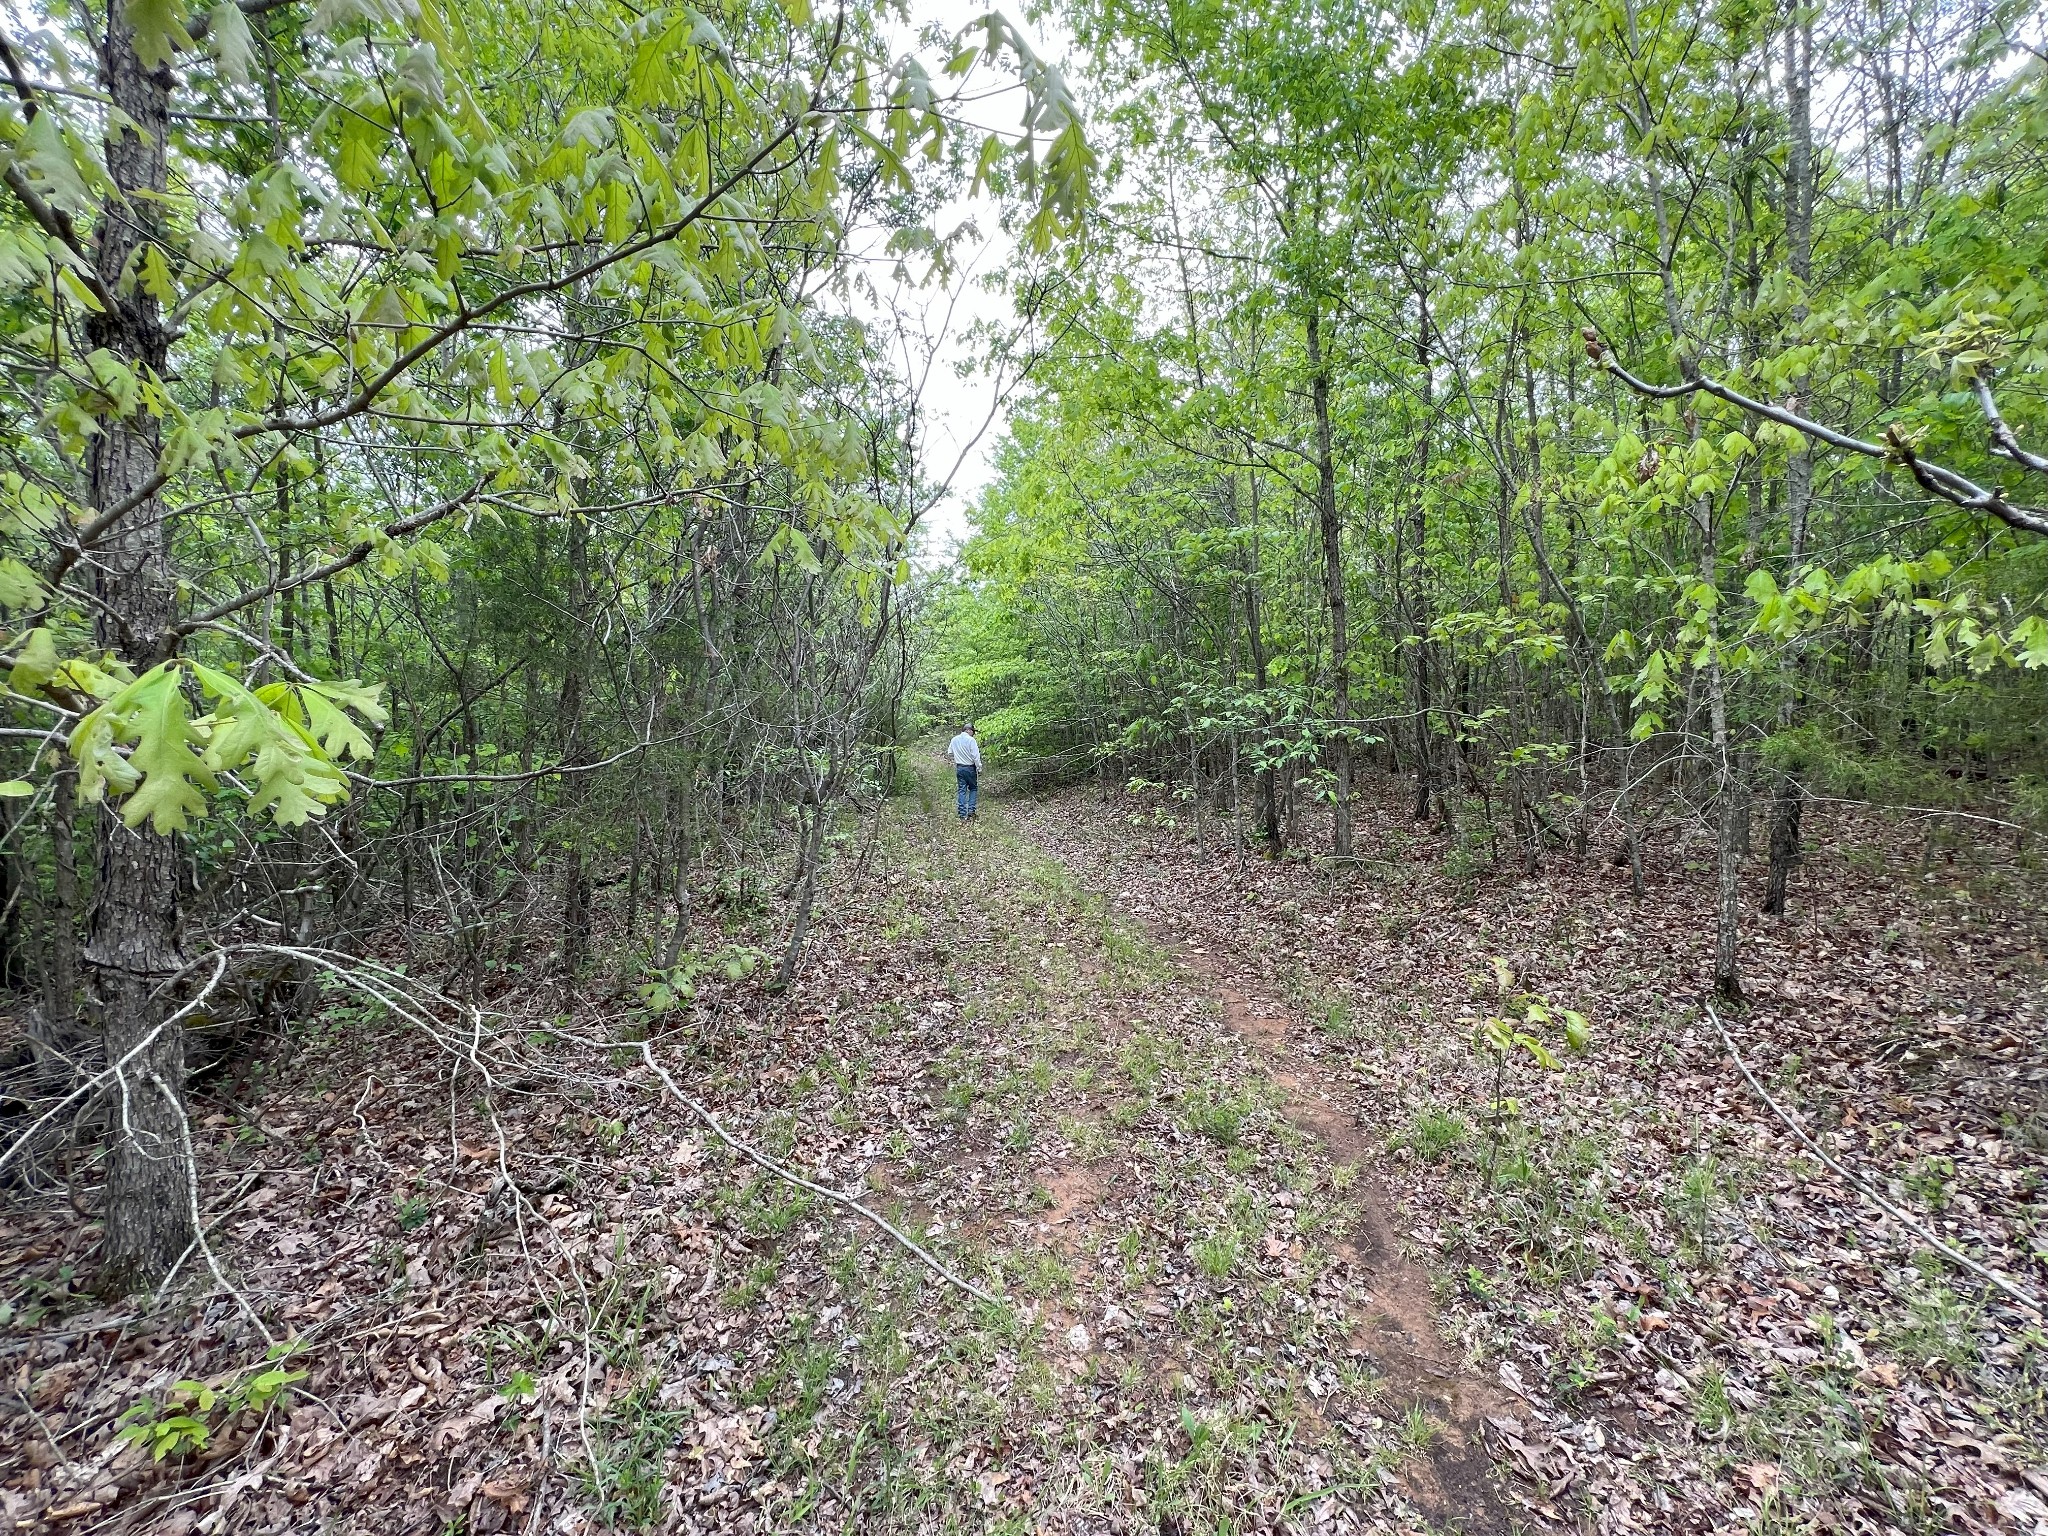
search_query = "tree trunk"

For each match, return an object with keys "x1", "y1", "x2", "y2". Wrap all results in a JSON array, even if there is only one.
[
  {"x1": 1703, "y1": 484, "x2": 1744, "y2": 1004},
  {"x1": 1497, "y1": 351, "x2": 1536, "y2": 873},
  {"x1": 1405, "y1": 280, "x2": 1437, "y2": 825},
  {"x1": 1763, "y1": 779, "x2": 1802, "y2": 916},
  {"x1": 41, "y1": 768, "x2": 83, "y2": 1073},
  {"x1": 1715, "y1": 767, "x2": 1748, "y2": 1005},
  {"x1": 556, "y1": 515, "x2": 593, "y2": 974},
  {"x1": 1766, "y1": 7, "x2": 1816, "y2": 918},
  {"x1": 1305, "y1": 306, "x2": 1352, "y2": 859},
  {"x1": 87, "y1": 0, "x2": 194, "y2": 1294},
  {"x1": 1241, "y1": 472, "x2": 1281, "y2": 849},
  {"x1": 560, "y1": 846, "x2": 591, "y2": 976},
  {"x1": 776, "y1": 790, "x2": 829, "y2": 990}
]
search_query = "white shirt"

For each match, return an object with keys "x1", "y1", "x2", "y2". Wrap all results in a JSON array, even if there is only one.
[{"x1": 948, "y1": 732, "x2": 982, "y2": 768}]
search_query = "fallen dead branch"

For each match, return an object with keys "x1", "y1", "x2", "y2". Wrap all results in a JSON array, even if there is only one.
[
  {"x1": 1706, "y1": 1000, "x2": 2045, "y2": 1318},
  {"x1": 595, "y1": 1031, "x2": 1005, "y2": 1308}
]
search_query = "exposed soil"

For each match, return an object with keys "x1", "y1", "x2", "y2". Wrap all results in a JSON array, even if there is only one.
[{"x1": 1180, "y1": 948, "x2": 1515, "y2": 1532}]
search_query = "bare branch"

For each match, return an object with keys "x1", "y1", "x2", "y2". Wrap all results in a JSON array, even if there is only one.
[
  {"x1": 1582, "y1": 328, "x2": 2048, "y2": 539},
  {"x1": 173, "y1": 478, "x2": 489, "y2": 635},
  {"x1": 614, "y1": 1032, "x2": 1006, "y2": 1308},
  {"x1": 1708, "y1": 1003, "x2": 2043, "y2": 1317},
  {"x1": 1974, "y1": 374, "x2": 2048, "y2": 476}
]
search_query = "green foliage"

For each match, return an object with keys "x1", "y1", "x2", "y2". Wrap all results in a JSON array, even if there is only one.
[
  {"x1": 1404, "y1": 1108, "x2": 1467, "y2": 1164},
  {"x1": 1192, "y1": 1228, "x2": 1241, "y2": 1279},
  {"x1": 1468, "y1": 958, "x2": 1590, "y2": 1184},
  {"x1": 1181, "y1": 1085, "x2": 1256, "y2": 1146},
  {"x1": 0, "y1": 0, "x2": 1099, "y2": 832},
  {"x1": 935, "y1": 0, "x2": 2048, "y2": 866},
  {"x1": 61, "y1": 662, "x2": 389, "y2": 833},
  {"x1": 117, "y1": 1351, "x2": 310, "y2": 1461},
  {"x1": 636, "y1": 943, "x2": 766, "y2": 1014},
  {"x1": 1673, "y1": 1153, "x2": 1730, "y2": 1265}
]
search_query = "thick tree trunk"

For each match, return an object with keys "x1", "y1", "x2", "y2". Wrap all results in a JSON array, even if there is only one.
[
  {"x1": 1305, "y1": 307, "x2": 1351, "y2": 858},
  {"x1": 1763, "y1": 779, "x2": 1802, "y2": 916},
  {"x1": 88, "y1": 1, "x2": 194, "y2": 1294}
]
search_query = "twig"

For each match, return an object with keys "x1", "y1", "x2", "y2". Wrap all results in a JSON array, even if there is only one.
[
  {"x1": 614, "y1": 1035, "x2": 1004, "y2": 1307},
  {"x1": 0, "y1": 953, "x2": 231, "y2": 1178},
  {"x1": 153, "y1": 1069, "x2": 277, "y2": 1346},
  {"x1": 1706, "y1": 1002, "x2": 2044, "y2": 1317}
]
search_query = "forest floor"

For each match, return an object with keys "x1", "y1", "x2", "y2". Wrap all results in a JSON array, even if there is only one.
[{"x1": 3, "y1": 756, "x2": 2047, "y2": 1535}]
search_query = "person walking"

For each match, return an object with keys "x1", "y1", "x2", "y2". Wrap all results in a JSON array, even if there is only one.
[{"x1": 946, "y1": 723, "x2": 982, "y2": 820}]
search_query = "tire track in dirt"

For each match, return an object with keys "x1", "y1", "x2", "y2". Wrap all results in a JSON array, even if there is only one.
[{"x1": 1177, "y1": 946, "x2": 1516, "y2": 1534}]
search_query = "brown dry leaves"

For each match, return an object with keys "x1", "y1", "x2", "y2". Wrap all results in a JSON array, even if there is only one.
[
  {"x1": 1017, "y1": 773, "x2": 2048, "y2": 1534},
  {"x1": 4, "y1": 766, "x2": 2044, "y2": 1534}
]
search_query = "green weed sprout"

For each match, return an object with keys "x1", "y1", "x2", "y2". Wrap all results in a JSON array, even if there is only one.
[{"x1": 1470, "y1": 957, "x2": 1590, "y2": 1185}]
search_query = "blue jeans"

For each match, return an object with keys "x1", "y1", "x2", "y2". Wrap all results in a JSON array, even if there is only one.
[{"x1": 955, "y1": 764, "x2": 979, "y2": 818}]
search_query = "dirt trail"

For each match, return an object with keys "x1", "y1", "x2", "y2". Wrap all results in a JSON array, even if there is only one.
[{"x1": 1182, "y1": 950, "x2": 1516, "y2": 1531}]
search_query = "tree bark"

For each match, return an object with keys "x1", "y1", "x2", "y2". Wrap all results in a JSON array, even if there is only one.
[
  {"x1": 1498, "y1": 337, "x2": 1538, "y2": 873},
  {"x1": 1405, "y1": 280, "x2": 1437, "y2": 824},
  {"x1": 1715, "y1": 767, "x2": 1748, "y2": 1004},
  {"x1": 1305, "y1": 306, "x2": 1352, "y2": 858},
  {"x1": 556, "y1": 515, "x2": 594, "y2": 975},
  {"x1": 1240, "y1": 471, "x2": 1281, "y2": 849},
  {"x1": 1764, "y1": 781, "x2": 1802, "y2": 915},
  {"x1": 1703, "y1": 485, "x2": 1744, "y2": 1004},
  {"x1": 1765, "y1": 6, "x2": 1816, "y2": 918},
  {"x1": 47, "y1": 767, "x2": 81, "y2": 1041},
  {"x1": 776, "y1": 777, "x2": 830, "y2": 990},
  {"x1": 86, "y1": 0, "x2": 195, "y2": 1294}
]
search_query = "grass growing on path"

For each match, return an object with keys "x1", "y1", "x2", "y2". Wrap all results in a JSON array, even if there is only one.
[{"x1": 685, "y1": 757, "x2": 1490, "y2": 1532}]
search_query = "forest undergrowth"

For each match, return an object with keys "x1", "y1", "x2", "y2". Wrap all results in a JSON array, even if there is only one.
[
  {"x1": 4, "y1": 757, "x2": 2046, "y2": 1535},
  {"x1": 2, "y1": 756, "x2": 1502, "y2": 1536},
  {"x1": 1020, "y1": 775, "x2": 2048, "y2": 1534}
]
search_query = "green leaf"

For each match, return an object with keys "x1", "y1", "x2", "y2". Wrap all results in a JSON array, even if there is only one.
[
  {"x1": 88, "y1": 664, "x2": 214, "y2": 834},
  {"x1": 0, "y1": 780, "x2": 34, "y2": 797},
  {"x1": 128, "y1": 0, "x2": 194, "y2": 70},
  {"x1": 189, "y1": 664, "x2": 357, "y2": 828},
  {"x1": 297, "y1": 682, "x2": 383, "y2": 759},
  {"x1": 18, "y1": 114, "x2": 93, "y2": 217},
  {"x1": 207, "y1": 0, "x2": 256, "y2": 83},
  {"x1": 10, "y1": 627, "x2": 58, "y2": 693},
  {"x1": 2010, "y1": 615, "x2": 2048, "y2": 670}
]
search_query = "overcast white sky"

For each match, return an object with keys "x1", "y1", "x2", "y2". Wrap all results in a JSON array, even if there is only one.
[{"x1": 847, "y1": 0, "x2": 1080, "y2": 563}]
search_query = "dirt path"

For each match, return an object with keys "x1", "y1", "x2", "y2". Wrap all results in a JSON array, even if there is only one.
[
  {"x1": 959, "y1": 774, "x2": 1519, "y2": 1530},
  {"x1": 823, "y1": 765, "x2": 1533, "y2": 1532},
  {"x1": 1184, "y1": 951, "x2": 1514, "y2": 1530}
]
